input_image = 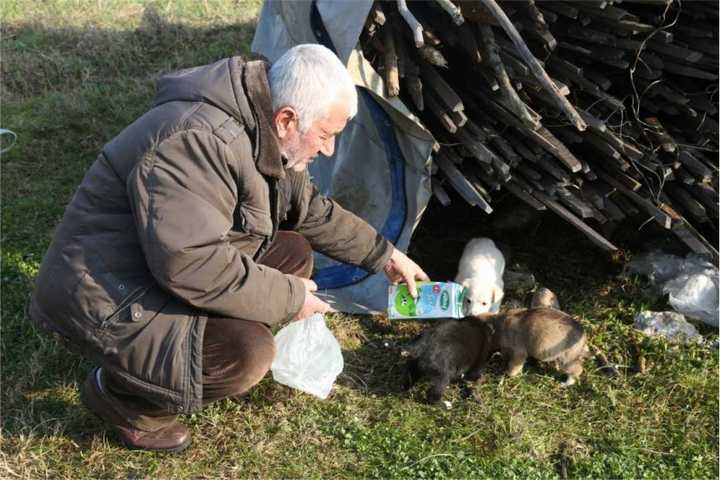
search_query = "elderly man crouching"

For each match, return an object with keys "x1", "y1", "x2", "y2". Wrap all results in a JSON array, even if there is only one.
[{"x1": 30, "y1": 44, "x2": 427, "y2": 453}]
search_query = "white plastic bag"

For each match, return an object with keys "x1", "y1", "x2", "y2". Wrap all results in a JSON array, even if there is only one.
[
  {"x1": 663, "y1": 268, "x2": 719, "y2": 328},
  {"x1": 634, "y1": 311, "x2": 704, "y2": 344},
  {"x1": 627, "y1": 251, "x2": 719, "y2": 327},
  {"x1": 271, "y1": 314, "x2": 344, "y2": 399}
]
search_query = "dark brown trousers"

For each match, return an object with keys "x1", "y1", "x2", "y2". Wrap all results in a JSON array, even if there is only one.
[{"x1": 101, "y1": 231, "x2": 314, "y2": 431}]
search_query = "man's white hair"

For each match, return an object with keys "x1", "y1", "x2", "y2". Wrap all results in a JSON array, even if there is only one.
[{"x1": 268, "y1": 44, "x2": 357, "y2": 132}]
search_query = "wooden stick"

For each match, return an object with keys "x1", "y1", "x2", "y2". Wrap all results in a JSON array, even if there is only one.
[
  {"x1": 594, "y1": 170, "x2": 672, "y2": 229},
  {"x1": 437, "y1": 154, "x2": 493, "y2": 212},
  {"x1": 369, "y1": 2, "x2": 386, "y2": 26},
  {"x1": 405, "y1": 75, "x2": 424, "y2": 111},
  {"x1": 458, "y1": 23, "x2": 483, "y2": 63},
  {"x1": 678, "y1": 150, "x2": 713, "y2": 183},
  {"x1": 397, "y1": 0, "x2": 424, "y2": 48},
  {"x1": 609, "y1": 191, "x2": 640, "y2": 217},
  {"x1": 435, "y1": 0, "x2": 464, "y2": 26},
  {"x1": 587, "y1": 126, "x2": 644, "y2": 161},
  {"x1": 420, "y1": 63, "x2": 464, "y2": 112},
  {"x1": 691, "y1": 183, "x2": 720, "y2": 218},
  {"x1": 505, "y1": 179, "x2": 548, "y2": 210},
  {"x1": 480, "y1": 0, "x2": 588, "y2": 129},
  {"x1": 478, "y1": 23, "x2": 540, "y2": 130},
  {"x1": 417, "y1": 46, "x2": 448, "y2": 68},
  {"x1": 644, "y1": 117, "x2": 676, "y2": 153},
  {"x1": 382, "y1": 25, "x2": 400, "y2": 97},
  {"x1": 540, "y1": 2, "x2": 579, "y2": 20},
  {"x1": 662, "y1": 61, "x2": 718, "y2": 80},
  {"x1": 665, "y1": 184, "x2": 708, "y2": 223},
  {"x1": 531, "y1": 190, "x2": 618, "y2": 251},
  {"x1": 432, "y1": 180, "x2": 452, "y2": 206},
  {"x1": 425, "y1": 92, "x2": 457, "y2": 133},
  {"x1": 450, "y1": 109, "x2": 468, "y2": 128},
  {"x1": 603, "y1": 197, "x2": 628, "y2": 221},
  {"x1": 671, "y1": 219, "x2": 719, "y2": 264},
  {"x1": 557, "y1": 189, "x2": 601, "y2": 220}
]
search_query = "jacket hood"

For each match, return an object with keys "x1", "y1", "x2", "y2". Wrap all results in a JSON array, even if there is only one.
[
  {"x1": 154, "y1": 57, "x2": 284, "y2": 178},
  {"x1": 154, "y1": 57, "x2": 252, "y2": 125}
]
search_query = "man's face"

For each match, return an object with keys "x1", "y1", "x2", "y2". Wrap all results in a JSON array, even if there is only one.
[{"x1": 276, "y1": 99, "x2": 350, "y2": 172}]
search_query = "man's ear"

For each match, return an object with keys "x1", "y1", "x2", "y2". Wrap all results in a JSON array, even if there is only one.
[{"x1": 274, "y1": 107, "x2": 298, "y2": 139}]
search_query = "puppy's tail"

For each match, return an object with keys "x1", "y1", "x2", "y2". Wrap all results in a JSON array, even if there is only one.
[{"x1": 588, "y1": 344, "x2": 619, "y2": 376}]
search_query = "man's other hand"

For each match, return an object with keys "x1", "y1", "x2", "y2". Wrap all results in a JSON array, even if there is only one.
[
  {"x1": 294, "y1": 277, "x2": 332, "y2": 320},
  {"x1": 383, "y1": 248, "x2": 429, "y2": 298}
]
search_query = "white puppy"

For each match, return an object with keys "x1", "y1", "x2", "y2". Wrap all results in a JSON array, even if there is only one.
[{"x1": 455, "y1": 238, "x2": 505, "y2": 315}]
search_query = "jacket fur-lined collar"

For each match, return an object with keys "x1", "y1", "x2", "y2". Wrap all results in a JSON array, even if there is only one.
[{"x1": 237, "y1": 59, "x2": 285, "y2": 179}]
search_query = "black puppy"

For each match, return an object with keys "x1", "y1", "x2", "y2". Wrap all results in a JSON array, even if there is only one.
[{"x1": 401, "y1": 317, "x2": 492, "y2": 403}]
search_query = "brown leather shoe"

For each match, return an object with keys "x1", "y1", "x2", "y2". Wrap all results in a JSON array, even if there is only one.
[{"x1": 80, "y1": 368, "x2": 192, "y2": 453}]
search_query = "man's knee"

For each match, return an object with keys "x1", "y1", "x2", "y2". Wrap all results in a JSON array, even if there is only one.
[
  {"x1": 235, "y1": 326, "x2": 276, "y2": 385},
  {"x1": 258, "y1": 230, "x2": 314, "y2": 278},
  {"x1": 202, "y1": 318, "x2": 276, "y2": 400},
  {"x1": 279, "y1": 230, "x2": 312, "y2": 256}
]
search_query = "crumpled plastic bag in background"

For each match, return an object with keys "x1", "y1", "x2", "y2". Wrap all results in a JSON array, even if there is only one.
[
  {"x1": 271, "y1": 314, "x2": 344, "y2": 399},
  {"x1": 663, "y1": 269, "x2": 718, "y2": 327},
  {"x1": 627, "y1": 251, "x2": 719, "y2": 327},
  {"x1": 634, "y1": 311, "x2": 704, "y2": 344}
]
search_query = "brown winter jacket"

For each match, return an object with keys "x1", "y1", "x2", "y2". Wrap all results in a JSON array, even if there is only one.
[{"x1": 29, "y1": 57, "x2": 393, "y2": 413}]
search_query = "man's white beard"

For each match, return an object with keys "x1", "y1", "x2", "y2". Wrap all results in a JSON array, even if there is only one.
[
  {"x1": 281, "y1": 139, "x2": 307, "y2": 171},
  {"x1": 284, "y1": 156, "x2": 304, "y2": 171}
]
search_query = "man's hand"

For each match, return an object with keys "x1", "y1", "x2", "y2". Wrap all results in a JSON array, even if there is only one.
[
  {"x1": 383, "y1": 248, "x2": 429, "y2": 298},
  {"x1": 294, "y1": 278, "x2": 332, "y2": 320}
]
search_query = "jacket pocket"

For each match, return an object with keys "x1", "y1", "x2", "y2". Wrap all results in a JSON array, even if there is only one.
[{"x1": 99, "y1": 284, "x2": 151, "y2": 329}]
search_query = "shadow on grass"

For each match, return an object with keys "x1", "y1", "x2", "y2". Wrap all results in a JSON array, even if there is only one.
[
  {"x1": 2, "y1": 7, "x2": 259, "y2": 100},
  {"x1": 335, "y1": 314, "x2": 577, "y2": 403}
]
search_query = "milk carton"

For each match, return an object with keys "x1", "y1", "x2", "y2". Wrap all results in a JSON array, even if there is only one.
[{"x1": 388, "y1": 281, "x2": 466, "y2": 319}]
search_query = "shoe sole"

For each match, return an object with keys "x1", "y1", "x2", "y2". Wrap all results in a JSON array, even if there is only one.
[{"x1": 123, "y1": 437, "x2": 192, "y2": 454}]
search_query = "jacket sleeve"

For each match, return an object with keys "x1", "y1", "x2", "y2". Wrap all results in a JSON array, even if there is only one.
[
  {"x1": 289, "y1": 170, "x2": 394, "y2": 273},
  {"x1": 127, "y1": 130, "x2": 305, "y2": 324}
]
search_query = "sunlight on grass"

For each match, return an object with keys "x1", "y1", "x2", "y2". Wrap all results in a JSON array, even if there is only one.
[{"x1": 2, "y1": 0, "x2": 262, "y2": 29}]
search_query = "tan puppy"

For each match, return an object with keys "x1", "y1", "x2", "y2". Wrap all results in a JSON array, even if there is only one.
[{"x1": 481, "y1": 307, "x2": 588, "y2": 386}]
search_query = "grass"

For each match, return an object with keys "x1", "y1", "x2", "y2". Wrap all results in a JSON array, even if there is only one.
[{"x1": 1, "y1": 1, "x2": 718, "y2": 478}]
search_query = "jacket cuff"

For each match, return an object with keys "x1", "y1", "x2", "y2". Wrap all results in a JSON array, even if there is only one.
[
  {"x1": 360, "y1": 236, "x2": 394, "y2": 273},
  {"x1": 281, "y1": 274, "x2": 306, "y2": 323}
]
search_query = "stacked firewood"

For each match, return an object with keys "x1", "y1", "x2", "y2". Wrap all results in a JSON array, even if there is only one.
[{"x1": 360, "y1": 0, "x2": 718, "y2": 261}]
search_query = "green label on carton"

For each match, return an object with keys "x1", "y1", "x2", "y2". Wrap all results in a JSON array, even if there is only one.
[{"x1": 393, "y1": 288, "x2": 416, "y2": 317}]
